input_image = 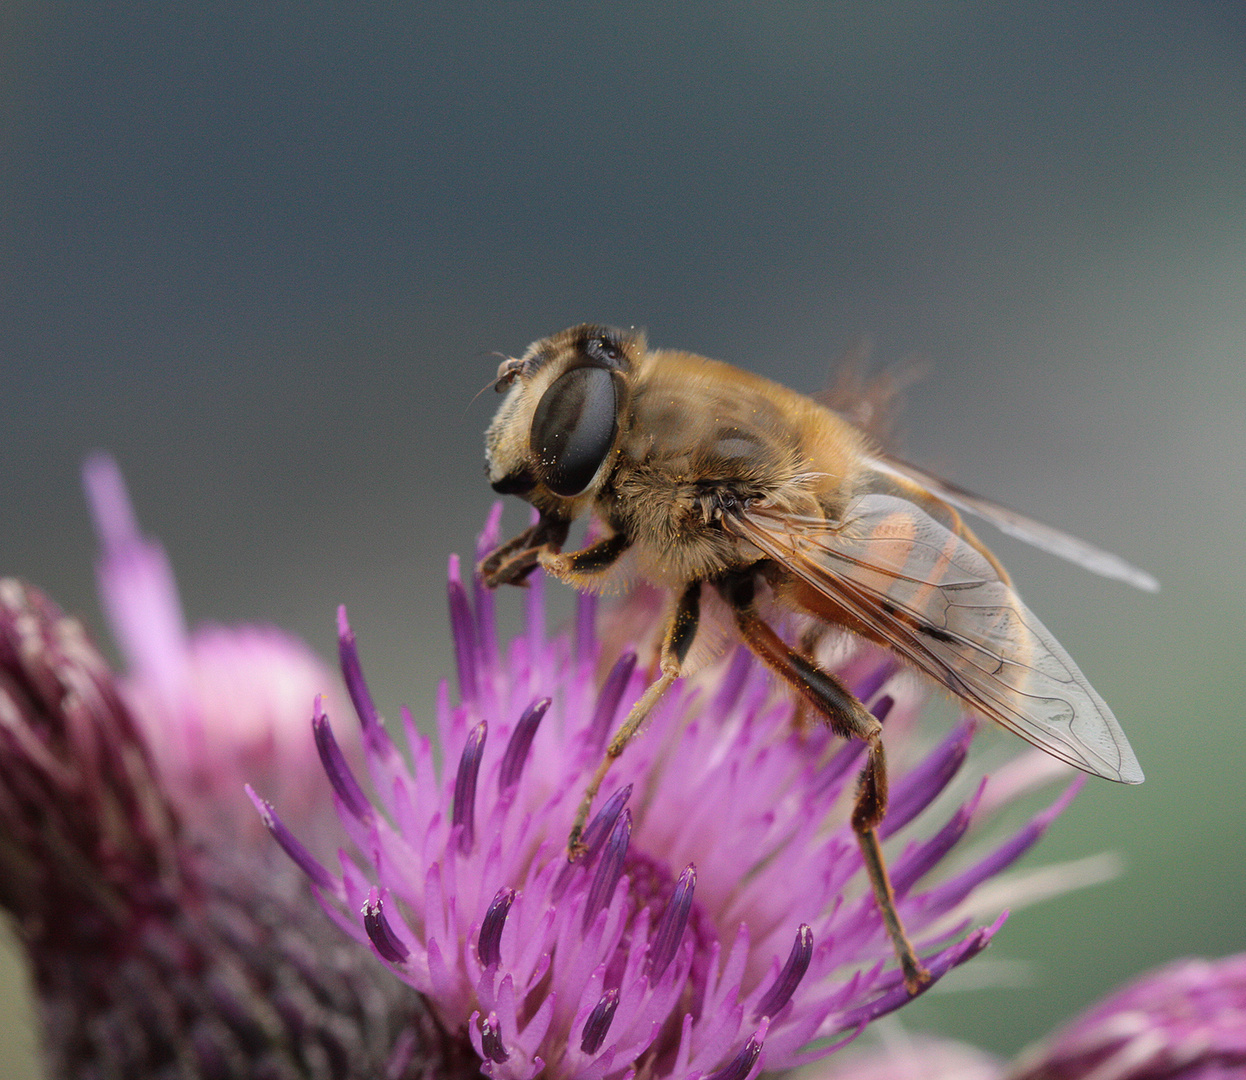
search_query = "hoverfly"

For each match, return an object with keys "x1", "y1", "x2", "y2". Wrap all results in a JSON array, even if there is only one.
[{"x1": 478, "y1": 324, "x2": 1151, "y2": 992}]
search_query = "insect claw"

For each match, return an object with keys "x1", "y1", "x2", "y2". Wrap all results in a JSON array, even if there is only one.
[{"x1": 903, "y1": 961, "x2": 932, "y2": 995}]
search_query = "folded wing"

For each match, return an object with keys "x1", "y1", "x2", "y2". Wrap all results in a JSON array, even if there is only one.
[
  {"x1": 726, "y1": 493, "x2": 1144, "y2": 783},
  {"x1": 865, "y1": 453, "x2": 1159, "y2": 593}
]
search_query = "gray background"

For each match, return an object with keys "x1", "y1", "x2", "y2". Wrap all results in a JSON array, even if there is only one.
[{"x1": 3, "y1": 3, "x2": 1244, "y2": 1074}]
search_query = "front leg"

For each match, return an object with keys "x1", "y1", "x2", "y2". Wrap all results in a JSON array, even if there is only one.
[
  {"x1": 478, "y1": 514, "x2": 571, "y2": 588},
  {"x1": 539, "y1": 530, "x2": 632, "y2": 588}
]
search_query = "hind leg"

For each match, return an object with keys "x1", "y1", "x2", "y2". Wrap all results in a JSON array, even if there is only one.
[{"x1": 719, "y1": 572, "x2": 930, "y2": 993}]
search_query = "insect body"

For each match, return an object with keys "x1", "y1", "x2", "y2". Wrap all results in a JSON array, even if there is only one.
[{"x1": 479, "y1": 324, "x2": 1150, "y2": 992}]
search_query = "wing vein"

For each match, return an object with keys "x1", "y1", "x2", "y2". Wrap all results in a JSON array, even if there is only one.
[{"x1": 725, "y1": 494, "x2": 1143, "y2": 784}]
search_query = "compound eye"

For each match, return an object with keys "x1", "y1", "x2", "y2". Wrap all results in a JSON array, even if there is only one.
[{"x1": 530, "y1": 366, "x2": 618, "y2": 497}]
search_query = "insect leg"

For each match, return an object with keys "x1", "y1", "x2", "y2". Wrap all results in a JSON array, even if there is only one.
[
  {"x1": 792, "y1": 620, "x2": 832, "y2": 733},
  {"x1": 538, "y1": 530, "x2": 633, "y2": 588},
  {"x1": 719, "y1": 571, "x2": 931, "y2": 993},
  {"x1": 478, "y1": 515, "x2": 571, "y2": 587},
  {"x1": 567, "y1": 579, "x2": 701, "y2": 857}
]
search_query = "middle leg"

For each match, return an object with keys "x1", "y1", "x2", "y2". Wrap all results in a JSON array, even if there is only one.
[{"x1": 567, "y1": 579, "x2": 702, "y2": 857}]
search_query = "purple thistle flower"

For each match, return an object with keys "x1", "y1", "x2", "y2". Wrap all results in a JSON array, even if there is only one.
[
  {"x1": 805, "y1": 952, "x2": 1246, "y2": 1080},
  {"x1": 0, "y1": 457, "x2": 454, "y2": 1079},
  {"x1": 0, "y1": 575, "x2": 461, "y2": 1079},
  {"x1": 261, "y1": 504, "x2": 1088, "y2": 1080},
  {"x1": 83, "y1": 452, "x2": 352, "y2": 838},
  {"x1": 1009, "y1": 952, "x2": 1246, "y2": 1080}
]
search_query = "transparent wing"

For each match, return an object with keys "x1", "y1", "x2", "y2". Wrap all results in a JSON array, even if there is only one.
[
  {"x1": 864, "y1": 453, "x2": 1159, "y2": 593},
  {"x1": 726, "y1": 494, "x2": 1144, "y2": 783}
]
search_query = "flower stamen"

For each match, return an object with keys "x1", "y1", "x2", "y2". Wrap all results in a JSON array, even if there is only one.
[
  {"x1": 478, "y1": 887, "x2": 516, "y2": 968},
  {"x1": 588, "y1": 651, "x2": 637, "y2": 749},
  {"x1": 481, "y1": 1012, "x2": 510, "y2": 1064},
  {"x1": 579, "y1": 988, "x2": 620, "y2": 1055},
  {"x1": 499, "y1": 698, "x2": 550, "y2": 792},
  {"x1": 754, "y1": 925, "x2": 813, "y2": 1020},
  {"x1": 649, "y1": 864, "x2": 696, "y2": 981},
  {"x1": 452, "y1": 720, "x2": 487, "y2": 854},
  {"x1": 246, "y1": 786, "x2": 335, "y2": 892},
  {"x1": 880, "y1": 718, "x2": 974, "y2": 839},
  {"x1": 364, "y1": 888, "x2": 410, "y2": 964},
  {"x1": 889, "y1": 783, "x2": 983, "y2": 897},
  {"x1": 312, "y1": 701, "x2": 371, "y2": 821},
  {"x1": 583, "y1": 808, "x2": 632, "y2": 931},
  {"x1": 706, "y1": 1034, "x2": 763, "y2": 1080},
  {"x1": 577, "y1": 784, "x2": 633, "y2": 861},
  {"x1": 919, "y1": 780, "x2": 1083, "y2": 915},
  {"x1": 337, "y1": 606, "x2": 381, "y2": 733}
]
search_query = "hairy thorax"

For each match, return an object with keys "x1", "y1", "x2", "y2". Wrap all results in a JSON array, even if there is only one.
[{"x1": 599, "y1": 349, "x2": 867, "y2": 587}]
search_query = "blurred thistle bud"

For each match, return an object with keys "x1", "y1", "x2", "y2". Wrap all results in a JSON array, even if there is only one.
[
  {"x1": 83, "y1": 452, "x2": 350, "y2": 839},
  {"x1": 0, "y1": 463, "x2": 446, "y2": 1079},
  {"x1": 1008, "y1": 953, "x2": 1246, "y2": 1080}
]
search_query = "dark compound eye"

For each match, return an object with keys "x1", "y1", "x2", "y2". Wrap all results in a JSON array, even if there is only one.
[{"x1": 530, "y1": 366, "x2": 618, "y2": 497}]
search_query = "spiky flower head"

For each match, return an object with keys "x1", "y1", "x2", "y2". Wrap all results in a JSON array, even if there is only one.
[
  {"x1": 0, "y1": 459, "x2": 438, "y2": 1079},
  {"x1": 1009, "y1": 952, "x2": 1246, "y2": 1080},
  {"x1": 259, "y1": 505, "x2": 1087, "y2": 1080},
  {"x1": 803, "y1": 952, "x2": 1246, "y2": 1080}
]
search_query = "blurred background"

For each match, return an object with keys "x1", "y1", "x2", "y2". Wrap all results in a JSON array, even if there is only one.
[{"x1": 2, "y1": 3, "x2": 1244, "y2": 1075}]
